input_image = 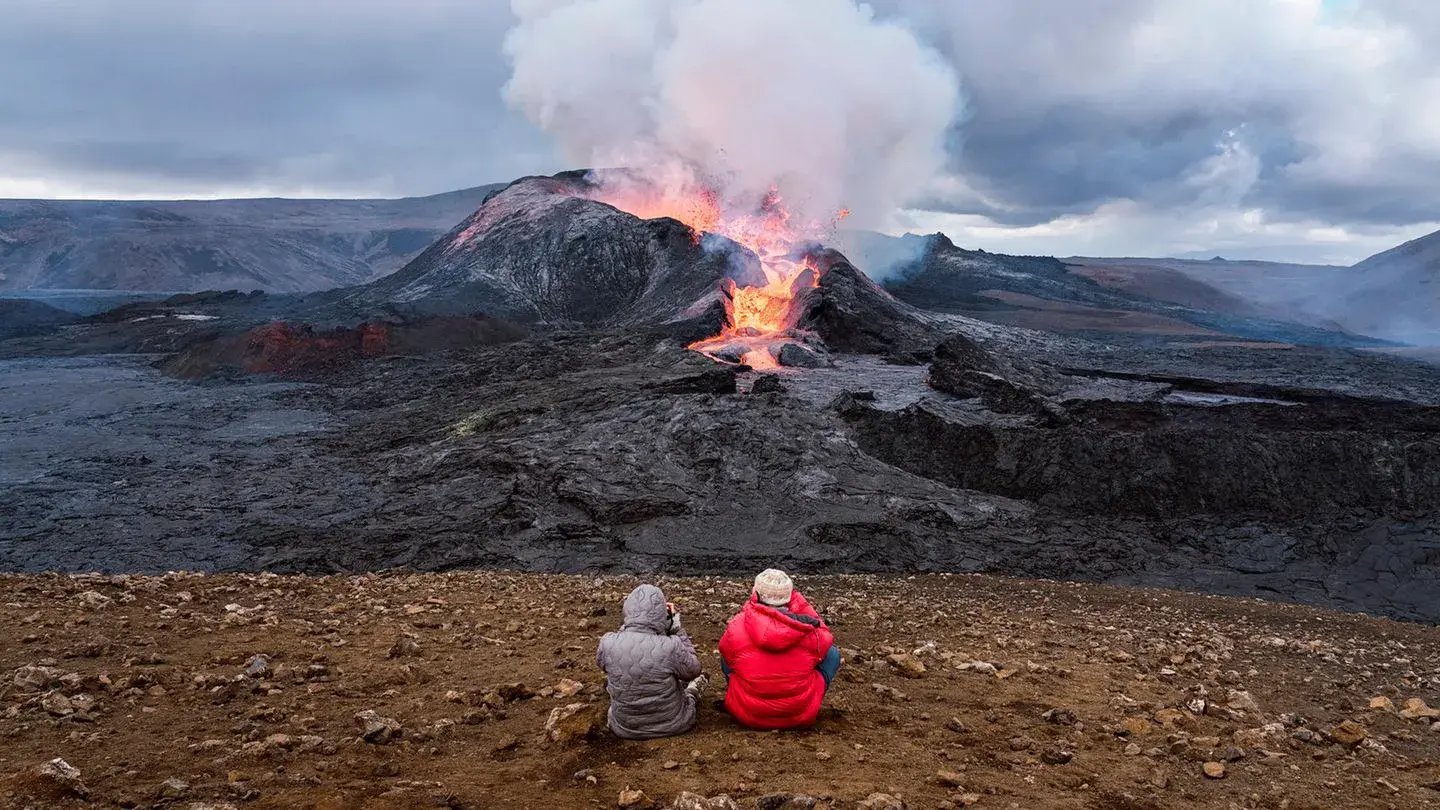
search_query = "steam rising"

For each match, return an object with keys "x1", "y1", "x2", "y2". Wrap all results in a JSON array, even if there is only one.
[{"x1": 503, "y1": 0, "x2": 961, "y2": 231}]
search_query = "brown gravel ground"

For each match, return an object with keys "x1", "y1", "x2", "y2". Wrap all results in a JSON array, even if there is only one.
[{"x1": 2, "y1": 571, "x2": 1439, "y2": 809}]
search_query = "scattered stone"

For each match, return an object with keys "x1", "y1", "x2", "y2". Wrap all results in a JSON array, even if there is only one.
[
  {"x1": 887, "y1": 653, "x2": 927, "y2": 678},
  {"x1": 857, "y1": 794, "x2": 907, "y2": 810},
  {"x1": 1326, "y1": 720, "x2": 1367, "y2": 747},
  {"x1": 15, "y1": 667, "x2": 59, "y2": 694},
  {"x1": 545, "y1": 702, "x2": 601, "y2": 744},
  {"x1": 157, "y1": 777, "x2": 190, "y2": 800},
  {"x1": 35, "y1": 758, "x2": 88, "y2": 798},
  {"x1": 1121, "y1": 716, "x2": 1153, "y2": 737},
  {"x1": 670, "y1": 792, "x2": 739, "y2": 810},
  {"x1": 1225, "y1": 689, "x2": 1259, "y2": 712},
  {"x1": 945, "y1": 717, "x2": 971, "y2": 734},
  {"x1": 242, "y1": 654, "x2": 271, "y2": 678},
  {"x1": 1202, "y1": 761, "x2": 1226, "y2": 779},
  {"x1": 1400, "y1": 698, "x2": 1440, "y2": 721},
  {"x1": 555, "y1": 678, "x2": 585, "y2": 698},
  {"x1": 776, "y1": 343, "x2": 828, "y2": 369},
  {"x1": 1368, "y1": 696, "x2": 1396, "y2": 712},
  {"x1": 387, "y1": 635, "x2": 421, "y2": 658},
  {"x1": 354, "y1": 709, "x2": 402, "y2": 744},
  {"x1": 77, "y1": 590, "x2": 112, "y2": 610},
  {"x1": 1040, "y1": 747, "x2": 1074, "y2": 765},
  {"x1": 751, "y1": 375, "x2": 787, "y2": 395},
  {"x1": 40, "y1": 691, "x2": 75, "y2": 716},
  {"x1": 618, "y1": 787, "x2": 650, "y2": 808},
  {"x1": 1041, "y1": 707, "x2": 1078, "y2": 726},
  {"x1": 872, "y1": 683, "x2": 908, "y2": 701},
  {"x1": 936, "y1": 769, "x2": 966, "y2": 788}
]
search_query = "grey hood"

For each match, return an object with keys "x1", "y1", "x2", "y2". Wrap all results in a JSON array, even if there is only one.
[{"x1": 621, "y1": 584, "x2": 669, "y2": 635}]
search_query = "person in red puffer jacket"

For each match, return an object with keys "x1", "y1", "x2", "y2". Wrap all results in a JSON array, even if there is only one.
[{"x1": 718, "y1": 569, "x2": 842, "y2": 730}]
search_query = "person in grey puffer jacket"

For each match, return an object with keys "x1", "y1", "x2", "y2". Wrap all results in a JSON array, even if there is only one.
[{"x1": 596, "y1": 584, "x2": 707, "y2": 739}]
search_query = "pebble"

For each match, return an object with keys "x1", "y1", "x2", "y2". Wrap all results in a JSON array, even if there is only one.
[{"x1": 1203, "y1": 761, "x2": 1226, "y2": 779}]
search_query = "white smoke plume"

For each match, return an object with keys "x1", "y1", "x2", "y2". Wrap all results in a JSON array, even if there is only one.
[{"x1": 502, "y1": 0, "x2": 961, "y2": 232}]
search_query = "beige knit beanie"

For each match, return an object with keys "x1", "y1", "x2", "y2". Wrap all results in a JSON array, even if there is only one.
[{"x1": 753, "y1": 568, "x2": 794, "y2": 607}]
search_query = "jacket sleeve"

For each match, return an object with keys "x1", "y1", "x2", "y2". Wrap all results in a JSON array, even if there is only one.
[
  {"x1": 595, "y1": 635, "x2": 608, "y2": 672},
  {"x1": 670, "y1": 633, "x2": 703, "y2": 681}
]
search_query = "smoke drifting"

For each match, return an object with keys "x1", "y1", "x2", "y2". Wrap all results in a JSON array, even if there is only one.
[{"x1": 502, "y1": 0, "x2": 961, "y2": 232}]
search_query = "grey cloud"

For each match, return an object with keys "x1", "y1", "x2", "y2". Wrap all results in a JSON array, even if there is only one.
[{"x1": 0, "y1": 0, "x2": 558, "y2": 196}]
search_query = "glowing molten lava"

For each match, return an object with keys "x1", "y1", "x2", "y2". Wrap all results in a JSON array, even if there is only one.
[{"x1": 591, "y1": 178, "x2": 845, "y2": 369}]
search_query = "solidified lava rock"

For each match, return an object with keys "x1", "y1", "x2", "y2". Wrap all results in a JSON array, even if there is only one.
[
  {"x1": 927, "y1": 334, "x2": 1059, "y2": 417},
  {"x1": 160, "y1": 315, "x2": 525, "y2": 378},
  {"x1": 801, "y1": 249, "x2": 944, "y2": 355}
]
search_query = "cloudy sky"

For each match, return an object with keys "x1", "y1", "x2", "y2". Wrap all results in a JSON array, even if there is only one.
[{"x1": 3, "y1": 0, "x2": 1437, "y2": 263}]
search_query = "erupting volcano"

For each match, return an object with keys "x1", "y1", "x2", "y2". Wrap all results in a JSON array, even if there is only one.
[{"x1": 590, "y1": 175, "x2": 848, "y2": 369}]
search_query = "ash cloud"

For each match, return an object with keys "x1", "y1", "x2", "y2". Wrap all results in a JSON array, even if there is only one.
[{"x1": 501, "y1": 0, "x2": 962, "y2": 231}]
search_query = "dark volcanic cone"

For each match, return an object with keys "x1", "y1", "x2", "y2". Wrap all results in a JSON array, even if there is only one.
[{"x1": 342, "y1": 173, "x2": 762, "y2": 330}]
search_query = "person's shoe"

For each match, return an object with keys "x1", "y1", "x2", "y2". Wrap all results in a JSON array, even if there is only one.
[{"x1": 685, "y1": 674, "x2": 709, "y2": 698}]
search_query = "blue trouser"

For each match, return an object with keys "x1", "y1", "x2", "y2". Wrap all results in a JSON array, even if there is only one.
[{"x1": 721, "y1": 645, "x2": 842, "y2": 690}]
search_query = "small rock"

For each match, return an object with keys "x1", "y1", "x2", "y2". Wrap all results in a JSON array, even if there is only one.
[
  {"x1": 40, "y1": 691, "x2": 75, "y2": 716},
  {"x1": 545, "y1": 702, "x2": 601, "y2": 744},
  {"x1": 956, "y1": 794, "x2": 981, "y2": 807},
  {"x1": 670, "y1": 792, "x2": 739, "y2": 810},
  {"x1": 857, "y1": 793, "x2": 907, "y2": 810},
  {"x1": 1040, "y1": 747, "x2": 1074, "y2": 765},
  {"x1": 387, "y1": 636, "x2": 421, "y2": 658},
  {"x1": 77, "y1": 590, "x2": 112, "y2": 610},
  {"x1": 1400, "y1": 698, "x2": 1440, "y2": 721},
  {"x1": 1041, "y1": 707, "x2": 1078, "y2": 726},
  {"x1": 555, "y1": 678, "x2": 584, "y2": 698},
  {"x1": 936, "y1": 770, "x2": 965, "y2": 787},
  {"x1": 776, "y1": 343, "x2": 828, "y2": 369},
  {"x1": 12, "y1": 665, "x2": 63, "y2": 691},
  {"x1": 618, "y1": 787, "x2": 650, "y2": 808},
  {"x1": 887, "y1": 653, "x2": 927, "y2": 678},
  {"x1": 945, "y1": 717, "x2": 970, "y2": 734},
  {"x1": 871, "y1": 683, "x2": 907, "y2": 702},
  {"x1": 662, "y1": 760, "x2": 679, "y2": 770},
  {"x1": 1202, "y1": 761, "x2": 1226, "y2": 779},
  {"x1": 157, "y1": 777, "x2": 190, "y2": 799},
  {"x1": 1225, "y1": 689, "x2": 1259, "y2": 712},
  {"x1": 354, "y1": 709, "x2": 402, "y2": 744},
  {"x1": 1123, "y1": 743, "x2": 1142, "y2": 756},
  {"x1": 1326, "y1": 720, "x2": 1367, "y2": 747},
  {"x1": 242, "y1": 654, "x2": 270, "y2": 678},
  {"x1": 35, "y1": 758, "x2": 88, "y2": 798},
  {"x1": 751, "y1": 375, "x2": 787, "y2": 395},
  {"x1": 1368, "y1": 696, "x2": 1396, "y2": 712}
]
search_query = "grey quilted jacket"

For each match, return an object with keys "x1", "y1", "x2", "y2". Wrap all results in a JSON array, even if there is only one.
[{"x1": 596, "y1": 584, "x2": 703, "y2": 740}]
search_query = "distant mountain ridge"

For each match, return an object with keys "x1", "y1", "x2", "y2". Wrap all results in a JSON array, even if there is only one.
[{"x1": 0, "y1": 185, "x2": 502, "y2": 293}]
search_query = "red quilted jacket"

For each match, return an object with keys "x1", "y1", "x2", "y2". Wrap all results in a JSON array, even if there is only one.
[{"x1": 718, "y1": 590, "x2": 835, "y2": 729}]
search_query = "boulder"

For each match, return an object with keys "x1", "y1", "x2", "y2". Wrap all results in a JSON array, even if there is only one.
[{"x1": 545, "y1": 702, "x2": 602, "y2": 744}]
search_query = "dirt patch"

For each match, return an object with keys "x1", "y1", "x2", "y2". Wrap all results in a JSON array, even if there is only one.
[{"x1": 2, "y1": 572, "x2": 1438, "y2": 809}]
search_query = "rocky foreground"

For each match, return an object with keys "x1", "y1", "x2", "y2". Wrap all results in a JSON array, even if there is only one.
[{"x1": 2, "y1": 573, "x2": 1439, "y2": 809}]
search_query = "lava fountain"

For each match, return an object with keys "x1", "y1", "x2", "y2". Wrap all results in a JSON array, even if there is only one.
[{"x1": 590, "y1": 174, "x2": 847, "y2": 369}]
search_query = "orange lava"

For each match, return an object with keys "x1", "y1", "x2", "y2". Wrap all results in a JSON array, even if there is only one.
[{"x1": 592, "y1": 178, "x2": 845, "y2": 367}]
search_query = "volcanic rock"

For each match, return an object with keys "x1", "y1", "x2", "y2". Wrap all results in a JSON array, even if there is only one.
[
  {"x1": 751, "y1": 375, "x2": 787, "y2": 394},
  {"x1": 34, "y1": 757, "x2": 88, "y2": 799},
  {"x1": 345, "y1": 172, "x2": 763, "y2": 328},
  {"x1": 354, "y1": 709, "x2": 402, "y2": 744},
  {"x1": 670, "y1": 792, "x2": 739, "y2": 810},
  {"x1": 777, "y1": 342, "x2": 830, "y2": 369},
  {"x1": 1326, "y1": 720, "x2": 1367, "y2": 746},
  {"x1": 801, "y1": 249, "x2": 942, "y2": 355},
  {"x1": 545, "y1": 702, "x2": 602, "y2": 744}
]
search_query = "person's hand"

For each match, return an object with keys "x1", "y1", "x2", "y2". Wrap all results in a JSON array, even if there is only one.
[
  {"x1": 667, "y1": 608, "x2": 683, "y2": 635},
  {"x1": 666, "y1": 601, "x2": 677, "y2": 614}
]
